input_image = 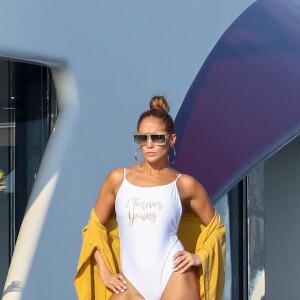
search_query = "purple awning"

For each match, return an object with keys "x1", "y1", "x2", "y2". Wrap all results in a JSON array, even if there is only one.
[{"x1": 175, "y1": 0, "x2": 300, "y2": 202}]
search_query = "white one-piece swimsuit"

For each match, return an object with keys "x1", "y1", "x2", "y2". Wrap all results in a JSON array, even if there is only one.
[{"x1": 115, "y1": 168, "x2": 184, "y2": 300}]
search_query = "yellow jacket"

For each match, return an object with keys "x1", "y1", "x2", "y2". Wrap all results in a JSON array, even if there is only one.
[{"x1": 74, "y1": 209, "x2": 226, "y2": 300}]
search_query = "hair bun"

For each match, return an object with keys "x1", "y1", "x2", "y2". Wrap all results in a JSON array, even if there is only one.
[{"x1": 149, "y1": 96, "x2": 170, "y2": 114}]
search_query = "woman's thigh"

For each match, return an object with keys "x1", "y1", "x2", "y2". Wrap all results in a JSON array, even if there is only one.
[
  {"x1": 109, "y1": 292, "x2": 143, "y2": 300},
  {"x1": 161, "y1": 269, "x2": 200, "y2": 300}
]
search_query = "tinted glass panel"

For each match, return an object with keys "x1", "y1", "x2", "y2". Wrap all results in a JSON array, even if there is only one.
[{"x1": 0, "y1": 61, "x2": 57, "y2": 292}]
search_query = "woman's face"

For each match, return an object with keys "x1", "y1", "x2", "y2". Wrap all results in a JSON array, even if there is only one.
[{"x1": 137, "y1": 117, "x2": 176, "y2": 164}]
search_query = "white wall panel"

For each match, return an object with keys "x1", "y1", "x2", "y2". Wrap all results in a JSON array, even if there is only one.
[{"x1": 0, "y1": 1, "x2": 255, "y2": 299}]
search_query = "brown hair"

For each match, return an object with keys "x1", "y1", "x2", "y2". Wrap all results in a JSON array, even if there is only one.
[{"x1": 137, "y1": 96, "x2": 175, "y2": 134}]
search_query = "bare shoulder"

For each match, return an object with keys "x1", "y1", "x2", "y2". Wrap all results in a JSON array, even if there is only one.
[
  {"x1": 94, "y1": 167, "x2": 124, "y2": 224},
  {"x1": 177, "y1": 174, "x2": 208, "y2": 199},
  {"x1": 106, "y1": 167, "x2": 124, "y2": 182},
  {"x1": 102, "y1": 167, "x2": 124, "y2": 193},
  {"x1": 177, "y1": 173, "x2": 198, "y2": 186},
  {"x1": 177, "y1": 174, "x2": 214, "y2": 224}
]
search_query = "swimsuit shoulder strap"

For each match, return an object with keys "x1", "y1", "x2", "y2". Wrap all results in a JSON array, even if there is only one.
[{"x1": 175, "y1": 173, "x2": 182, "y2": 182}]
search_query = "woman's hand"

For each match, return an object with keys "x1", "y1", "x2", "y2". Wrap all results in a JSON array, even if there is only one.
[
  {"x1": 173, "y1": 251, "x2": 202, "y2": 273},
  {"x1": 100, "y1": 270, "x2": 127, "y2": 294},
  {"x1": 94, "y1": 249, "x2": 127, "y2": 294}
]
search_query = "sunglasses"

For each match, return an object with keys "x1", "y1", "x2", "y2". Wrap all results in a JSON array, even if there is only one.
[{"x1": 133, "y1": 132, "x2": 169, "y2": 146}]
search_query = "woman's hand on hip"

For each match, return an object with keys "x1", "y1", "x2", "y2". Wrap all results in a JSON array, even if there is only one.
[
  {"x1": 172, "y1": 251, "x2": 202, "y2": 273},
  {"x1": 101, "y1": 271, "x2": 127, "y2": 294}
]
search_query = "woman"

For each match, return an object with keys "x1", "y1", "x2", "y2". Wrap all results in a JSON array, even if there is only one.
[{"x1": 75, "y1": 96, "x2": 226, "y2": 300}]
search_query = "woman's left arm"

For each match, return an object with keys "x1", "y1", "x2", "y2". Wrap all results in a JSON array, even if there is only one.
[{"x1": 173, "y1": 174, "x2": 215, "y2": 273}]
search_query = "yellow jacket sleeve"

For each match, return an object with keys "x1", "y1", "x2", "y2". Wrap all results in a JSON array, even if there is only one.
[
  {"x1": 74, "y1": 209, "x2": 120, "y2": 300},
  {"x1": 196, "y1": 212, "x2": 226, "y2": 300},
  {"x1": 178, "y1": 212, "x2": 226, "y2": 300}
]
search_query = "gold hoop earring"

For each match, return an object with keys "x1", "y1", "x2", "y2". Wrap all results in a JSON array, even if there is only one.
[
  {"x1": 168, "y1": 146, "x2": 176, "y2": 165},
  {"x1": 134, "y1": 147, "x2": 143, "y2": 162}
]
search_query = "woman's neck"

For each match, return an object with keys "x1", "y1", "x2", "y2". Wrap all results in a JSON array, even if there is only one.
[{"x1": 139, "y1": 160, "x2": 169, "y2": 173}]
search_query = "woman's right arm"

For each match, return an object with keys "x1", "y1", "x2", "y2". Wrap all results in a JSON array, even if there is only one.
[
  {"x1": 94, "y1": 247, "x2": 127, "y2": 294},
  {"x1": 93, "y1": 168, "x2": 127, "y2": 294},
  {"x1": 93, "y1": 168, "x2": 123, "y2": 224}
]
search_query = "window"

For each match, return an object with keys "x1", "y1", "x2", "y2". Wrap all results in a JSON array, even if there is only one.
[{"x1": 0, "y1": 60, "x2": 57, "y2": 292}]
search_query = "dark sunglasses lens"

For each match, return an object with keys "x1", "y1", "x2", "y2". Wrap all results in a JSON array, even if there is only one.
[
  {"x1": 151, "y1": 134, "x2": 166, "y2": 144},
  {"x1": 134, "y1": 134, "x2": 147, "y2": 144}
]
